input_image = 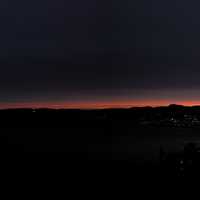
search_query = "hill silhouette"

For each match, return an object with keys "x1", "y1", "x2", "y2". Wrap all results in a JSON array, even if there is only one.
[{"x1": 0, "y1": 105, "x2": 200, "y2": 156}]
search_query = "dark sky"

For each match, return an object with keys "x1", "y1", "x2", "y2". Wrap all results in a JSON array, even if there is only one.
[{"x1": 1, "y1": 0, "x2": 200, "y2": 107}]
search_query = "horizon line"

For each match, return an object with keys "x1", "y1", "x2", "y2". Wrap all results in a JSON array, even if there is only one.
[
  {"x1": 1, "y1": 104, "x2": 200, "y2": 110},
  {"x1": 1, "y1": 100, "x2": 200, "y2": 109}
]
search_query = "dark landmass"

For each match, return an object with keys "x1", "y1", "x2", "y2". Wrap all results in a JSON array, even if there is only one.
[{"x1": 2, "y1": 104, "x2": 200, "y2": 178}]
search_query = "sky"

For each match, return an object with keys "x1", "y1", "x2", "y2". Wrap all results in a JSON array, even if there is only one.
[{"x1": 1, "y1": 0, "x2": 200, "y2": 108}]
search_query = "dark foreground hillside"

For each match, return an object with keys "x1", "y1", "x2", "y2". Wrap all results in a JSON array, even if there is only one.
[{"x1": 1, "y1": 106, "x2": 200, "y2": 179}]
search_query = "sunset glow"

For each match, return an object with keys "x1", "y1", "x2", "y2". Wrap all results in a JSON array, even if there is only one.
[{"x1": 1, "y1": 99, "x2": 200, "y2": 109}]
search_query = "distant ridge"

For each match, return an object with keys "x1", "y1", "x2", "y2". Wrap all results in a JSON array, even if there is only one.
[{"x1": 1, "y1": 104, "x2": 200, "y2": 111}]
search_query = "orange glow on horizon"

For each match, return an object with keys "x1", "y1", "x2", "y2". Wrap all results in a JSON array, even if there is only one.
[{"x1": 1, "y1": 99, "x2": 200, "y2": 109}]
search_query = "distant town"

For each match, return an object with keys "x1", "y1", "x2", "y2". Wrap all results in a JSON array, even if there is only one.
[
  {"x1": 135, "y1": 104, "x2": 200, "y2": 128},
  {"x1": 1, "y1": 104, "x2": 200, "y2": 128}
]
